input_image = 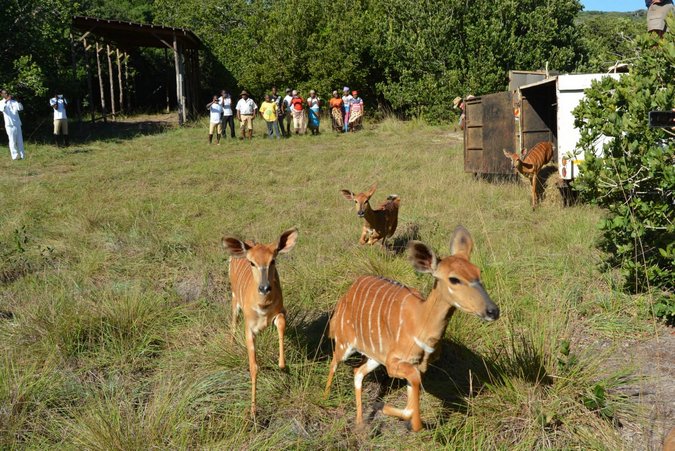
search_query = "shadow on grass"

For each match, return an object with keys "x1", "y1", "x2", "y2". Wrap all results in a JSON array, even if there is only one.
[
  {"x1": 25, "y1": 114, "x2": 175, "y2": 147},
  {"x1": 387, "y1": 222, "x2": 421, "y2": 255}
]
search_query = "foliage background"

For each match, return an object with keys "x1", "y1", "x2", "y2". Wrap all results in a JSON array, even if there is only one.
[
  {"x1": 0, "y1": 0, "x2": 646, "y2": 126},
  {"x1": 573, "y1": 23, "x2": 675, "y2": 321}
]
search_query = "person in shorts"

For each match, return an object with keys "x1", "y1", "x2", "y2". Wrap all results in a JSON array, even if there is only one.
[
  {"x1": 236, "y1": 90, "x2": 258, "y2": 140},
  {"x1": 50, "y1": 92, "x2": 69, "y2": 147},
  {"x1": 207, "y1": 95, "x2": 223, "y2": 144},
  {"x1": 646, "y1": 0, "x2": 674, "y2": 37}
]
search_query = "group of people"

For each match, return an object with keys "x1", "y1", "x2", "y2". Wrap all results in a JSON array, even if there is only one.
[
  {"x1": 0, "y1": 90, "x2": 70, "y2": 160},
  {"x1": 206, "y1": 86, "x2": 364, "y2": 143}
]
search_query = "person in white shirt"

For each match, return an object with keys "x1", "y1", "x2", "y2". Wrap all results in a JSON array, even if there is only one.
[
  {"x1": 207, "y1": 95, "x2": 224, "y2": 144},
  {"x1": 219, "y1": 90, "x2": 235, "y2": 139},
  {"x1": 341, "y1": 87, "x2": 353, "y2": 133},
  {"x1": 282, "y1": 88, "x2": 293, "y2": 137},
  {"x1": 235, "y1": 90, "x2": 258, "y2": 140},
  {"x1": 50, "y1": 93, "x2": 69, "y2": 147},
  {"x1": 0, "y1": 90, "x2": 25, "y2": 160}
]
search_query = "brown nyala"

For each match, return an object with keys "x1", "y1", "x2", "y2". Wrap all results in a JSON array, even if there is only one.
[
  {"x1": 503, "y1": 141, "x2": 554, "y2": 209},
  {"x1": 340, "y1": 183, "x2": 400, "y2": 246},
  {"x1": 222, "y1": 228, "x2": 298, "y2": 418},
  {"x1": 324, "y1": 226, "x2": 499, "y2": 432}
]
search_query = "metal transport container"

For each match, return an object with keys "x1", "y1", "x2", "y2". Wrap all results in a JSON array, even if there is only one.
[{"x1": 464, "y1": 71, "x2": 621, "y2": 183}]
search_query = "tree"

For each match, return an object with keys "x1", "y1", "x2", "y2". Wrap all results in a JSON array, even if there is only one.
[{"x1": 573, "y1": 22, "x2": 674, "y2": 321}]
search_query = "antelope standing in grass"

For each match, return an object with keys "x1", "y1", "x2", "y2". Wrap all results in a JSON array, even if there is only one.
[
  {"x1": 222, "y1": 228, "x2": 298, "y2": 417},
  {"x1": 324, "y1": 226, "x2": 499, "y2": 432},
  {"x1": 503, "y1": 141, "x2": 554, "y2": 209},
  {"x1": 341, "y1": 183, "x2": 400, "y2": 246}
]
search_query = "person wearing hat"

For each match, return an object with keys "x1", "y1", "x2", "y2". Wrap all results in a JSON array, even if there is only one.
[
  {"x1": 341, "y1": 87, "x2": 352, "y2": 133},
  {"x1": 282, "y1": 88, "x2": 293, "y2": 137},
  {"x1": 235, "y1": 90, "x2": 258, "y2": 140},
  {"x1": 348, "y1": 90, "x2": 363, "y2": 132}
]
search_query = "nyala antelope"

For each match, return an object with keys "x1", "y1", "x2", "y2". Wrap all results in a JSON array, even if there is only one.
[
  {"x1": 340, "y1": 183, "x2": 400, "y2": 246},
  {"x1": 503, "y1": 141, "x2": 554, "y2": 209},
  {"x1": 222, "y1": 228, "x2": 298, "y2": 417},
  {"x1": 324, "y1": 226, "x2": 499, "y2": 432}
]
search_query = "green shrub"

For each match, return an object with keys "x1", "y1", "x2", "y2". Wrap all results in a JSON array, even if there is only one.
[{"x1": 573, "y1": 22, "x2": 674, "y2": 322}]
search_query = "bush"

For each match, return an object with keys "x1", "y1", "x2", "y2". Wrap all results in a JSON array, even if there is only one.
[{"x1": 573, "y1": 22, "x2": 674, "y2": 322}]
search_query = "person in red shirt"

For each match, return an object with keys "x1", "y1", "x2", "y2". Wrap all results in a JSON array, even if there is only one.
[
  {"x1": 329, "y1": 90, "x2": 344, "y2": 132},
  {"x1": 290, "y1": 90, "x2": 306, "y2": 135}
]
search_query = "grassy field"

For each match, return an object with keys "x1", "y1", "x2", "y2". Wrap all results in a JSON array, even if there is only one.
[{"x1": 0, "y1": 117, "x2": 659, "y2": 449}]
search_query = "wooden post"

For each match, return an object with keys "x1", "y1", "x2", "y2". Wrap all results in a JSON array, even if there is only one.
[
  {"x1": 124, "y1": 52, "x2": 131, "y2": 112},
  {"x1": 116, "y1": 49, "x2": 124, "y2": 115},
  {"x1": 95, "y1": 42, "x2": 107, "y2": 123},
  {"x1": 106, "y1": 44, "x2": 116, "y2": 120},
  {"x1": 69, "y1": 33, "x2": 82, "y2": 122},
  {"x1": 83, "y1": 38, "x2": 95, "y2": 123},
  {"x1": 173, "y1": 33, "x2": 184, "y2": 126},
  {"x1": 164, "y1": 47, "x2": 170, "y2": 113}
]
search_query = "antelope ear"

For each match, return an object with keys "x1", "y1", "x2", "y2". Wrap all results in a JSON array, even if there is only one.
[
  {"x1": 365, "y1": 183, "x2": 377, "y2": 198},
  {"x1": 340, "y1": 189, "x2": 355, "y2": 201},
  {"x1": 277, "y1": 227, "x2": 298, "y2": 254},
  {"x1": 449, "y1": 226, "x2": 473, "y2": 260},
  {"x1": 408, "y1": 241, "x2": 438, "y2": 274},
  {"x1": 222, "y1": 236, "x2": 250, "y2": 258},
  {"x1": 502, "y1": 149, "x2": 512, "y2": 158}
]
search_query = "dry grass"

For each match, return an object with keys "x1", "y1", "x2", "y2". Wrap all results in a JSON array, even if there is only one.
[{"x1": 0, "y1": 116, "x2": 651, "y2": 448}]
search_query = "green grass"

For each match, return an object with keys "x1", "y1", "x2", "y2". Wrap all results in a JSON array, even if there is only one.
[{"x1": 0, "y1": 117, "x2": 652, "y2": 448}]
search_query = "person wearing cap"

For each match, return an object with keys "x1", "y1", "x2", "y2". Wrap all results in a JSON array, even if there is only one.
[
  {"x1": 235, "y1": 90, "x2": 258, "y2": 140},
  {"x1": 219, "y1": 90, "x2": 236, "y2": 139},
  {"x1": 270, "y1": 86, "x2": 286, "y2": 137},
  {"x1": 207, "y1": 94, "x2": 224, "y2": 144},
  {"x1": 283, "y1": 88, "x2": 293, "y2": 137},
  {"x1": 290, "y1": 90, "x2": 306, "y2": 135},
  {"x1": 307, "y1": 90, "x2": 321, "y2": 135},
  {"x1": 329, "y1": 90, "x2": 344, "y2": 132},
  {"x1": 348, "y1": 90, "x2": 363, "y2": 132},
  {"x1": 0, "y1": 89, "x2": 25, "y2": 160},
  {"x1": 341, "y1": 87, "x2": 353, "y2": 133}
]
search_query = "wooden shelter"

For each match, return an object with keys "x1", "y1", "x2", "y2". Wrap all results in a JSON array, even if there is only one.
[{"x1": 71, "y1": 16, "x2": 202, "y2": 125}]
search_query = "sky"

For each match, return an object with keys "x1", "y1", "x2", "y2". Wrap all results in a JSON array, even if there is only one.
[{"x1": 580, "y1": 0, "x2": 645, "y2": 12}]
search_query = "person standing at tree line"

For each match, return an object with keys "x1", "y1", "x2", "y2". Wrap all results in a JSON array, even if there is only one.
[
  {"x1": 341, "y1": 87, "x2": 352, "y2": 133},
  {"x1": 646, "y1": 0, "x2": 673, "y2": 38},
  {"x1": 219, "y1": 90, "x2": 236, "y2": 139},
  {"x1": 270, "y1": 86, "x2": 286, "y2": 138},
  {"x1": 0, "y1": 89, "x2": 25, "y2": 160},
  {"x1": 329, "y1": 90, "x2": 344, "y2": 132},
  {"x1": 207, "y1": 95, "x2": 224, "y2": 145},
  {"x1": 50, "y1": 92, "x2": 69, "y2": 147},
  {"x1": 259, "y1": 94, "x2": 281, "y2": 139},
  {"x1": 290, "y1": 90, "x2": 306, "y2": 135},
  {"x1": 236, "y1": 90, "x2": 258, "y2": 140},
  {"x1": 307, "y1": 90, "x2": 321, "y2": 135},
  {"x1": 348, "y1": 90, "x2": 363, "y2": 132},
  {"x1": 282, "y1": 88, "x2": 293, "y2": 137}
]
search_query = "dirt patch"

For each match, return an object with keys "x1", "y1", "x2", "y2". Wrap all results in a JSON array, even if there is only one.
[{"x1": 602, "y1": 326, "x2": 675, "y2": 450}]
